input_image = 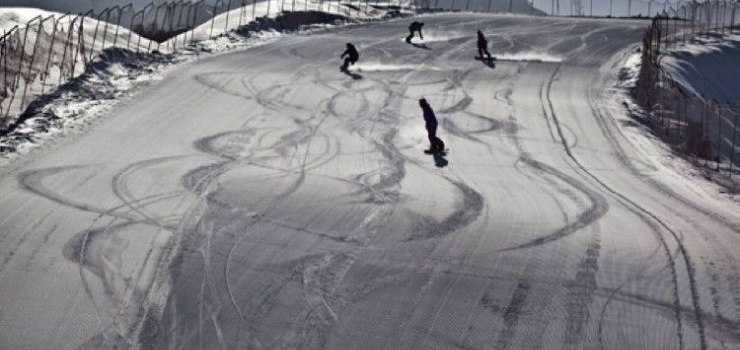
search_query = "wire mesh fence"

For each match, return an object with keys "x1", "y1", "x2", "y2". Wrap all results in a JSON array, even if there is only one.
[{"x1": 637, "y1": 0, "x2": 739, "y2": 176}]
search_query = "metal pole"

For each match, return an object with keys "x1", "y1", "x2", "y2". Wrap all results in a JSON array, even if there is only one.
[
  {"x1": 253, "y1": 0, "x2": 257, "y2": 19},
  {"x1": 239, "y1": 0, "x2": 246, "y2": 27},
  {"x1": 20, "y1": 15, "x2": 54, "y2": 111},
  {"x1": 150, "y1": 3, "x2": 167, "y2": 51},
  {"x1": 173, "y1": 1, "x2": 186, "y2": 50},
  {"x1": 59, "y1": 17, "x2": 77, "y2": 85},
  {"x1": 89, "y1": 9, "x2": 106, "y2": 61},
  {"x1": 225, "y1": 0, "x2": 232, "y2": 33},
  {"x1": 42, "y1": 13, "x2": 70, "y2": 94},
  {"x1": 716, "y1": 102, "x2": 723, "y2": 170},
  {"x1": 193, "y1": 0, "x2": 204, "y2": 44},
  {"x1": 101, "y1": 8, "x2": 112, "y2": 50},
  {"x1": 609, "y1": 0, "x2": 613, "y2": 16},
  {"x1": 114, "y1": 4, "x2": 130, "y2": 47},
  {"x1": 730, "y1": 109, "x2": 738, "y2": 176},
  {"x1": 157, "y1": 4, "x2": 170, "y2": 52},
  {"x1": 13, "y1": 16, "x2": 41, "y2": 93},
  {"x1": 0, "y1": 29, "x2": 8, "y2": 120},
  {"x1": 211, "y1": 1, "x2": 220, "y2": 37},
  {"x1": 72, "y1": 12, "x2": 92, "y2": 77}
]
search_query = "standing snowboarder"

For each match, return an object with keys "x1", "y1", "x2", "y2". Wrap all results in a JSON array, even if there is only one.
[
  {"x1": 419, "y1": 98, "x2": 445, "y2": 154},
  {"x1": 340, "y1": 43, "x2": 359, "y2": 71},
  {"x1": 476, "y1": 30, "x2": 492, "y2": 60},
  {"x1": 406, "y1": 21, "x2": 424, "y2": 43}
]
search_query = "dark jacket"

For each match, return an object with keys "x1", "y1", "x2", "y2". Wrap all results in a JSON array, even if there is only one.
[
  {"x1": 421, "y1": 104, "x2": 437, "y2": 128},
  {"x1": 477, "y1": 31, "x2": 487, "y2": 47},
  {"x1": 341, "y1": 44, "x2": 359, "y2": 62},
  {"x1": 409, "y1": 21, "x2": 424, "y2": 31}
]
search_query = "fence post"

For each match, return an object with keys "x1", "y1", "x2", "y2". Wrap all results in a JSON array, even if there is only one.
[
  {"x1": 114, "y1": 4, "x2": 131, "y2": 47},
  {"x1": 156, "y1": 4, "x2": 170, "y2": 52},
  {"x1": 703, "y1": 98, "x2": 709, "y2": 166},
  {"x1": 150, "y1": 3, "x2": 166, "y2": 51},
  {"x1": 239, "y1": 0, "x2": 246, "y2": 27},
  {"x1": 0, "y1": 28, "x2": 16, "y2": 121},
  {"x1": 89, "y1": 10, "x2": 104, "y2": 62},
  {"x1": 101, "y1": 7, "x2": 114, "y2": 51},
  {"x1": 716, "y1": 101, "x2": 723, "y2": 170},
  {"x1": 20, "y1": 15, "x2": 54, "y2": 111},
  {"x1": 172, "y1": 1, "x2": 186, "y2": 51},
  {"x1": 58, "y1": 17, "x2": 77, "y2": 86},
  {"x1": 12, "y1": 16, "x2": 41, "y2": 92},
  {"x1": 71, "y1": 12, "x2": 92, "y2": 79},
  {"x1": 130, "y1": 8, "x2": 143, "y2": 51},
  {"x1": 42, "y1": 13, "x2": 71, "y2": 94},
  {"x1": 192, "y1": 1, "x2": 204, "y2": 44},
  {"x1": 211, "y1": 1, "x2": 221, "y2": 38},
  {"x1": 730, "y1": 108, "x2": 738, "y2": 176},
  {"x1": 1, "y1": 30, "x2": 7, "y2": 121},
  {"x1": 225, "y1": 0, "x2": 232, "y2": 33},
  {"x1": 9, "y1": 15, "x2": 41, "y2": 115}
]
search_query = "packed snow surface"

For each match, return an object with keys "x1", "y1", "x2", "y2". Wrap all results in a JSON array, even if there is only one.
[{"x1": 0, "y1": 13, "x2": 739, "y2": 350}]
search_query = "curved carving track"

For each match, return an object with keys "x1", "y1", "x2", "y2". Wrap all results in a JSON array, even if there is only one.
[{"x1": 0, "y1": 13, "x2": 738, "y2": 350}]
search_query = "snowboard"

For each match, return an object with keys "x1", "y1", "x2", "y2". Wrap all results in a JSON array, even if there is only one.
[{"x1": 475, "y1": 56, "x2": 496, "y2": 61}]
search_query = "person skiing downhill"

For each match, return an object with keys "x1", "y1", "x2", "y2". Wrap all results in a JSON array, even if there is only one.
[
  {"x1": 406, "y1": 21, "x2": 424, "y2": 43},
  {"x1": 476, "y1": 30, "x2": 492, "y2": 59},
  {"x1": 340, "y1": 43, "x2": 359, "y2": 71},
  {"x1": 419, "y1": 98, "x2": 445, "y2": 154}
]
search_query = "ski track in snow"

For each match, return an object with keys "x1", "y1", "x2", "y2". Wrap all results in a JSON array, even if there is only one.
[{"x1": 0, "y1": 13, "x2": 738, "y2": 350}]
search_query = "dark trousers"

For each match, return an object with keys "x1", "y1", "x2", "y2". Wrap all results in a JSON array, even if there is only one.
[
  {"x1": 426, "y1": 124, "x2": 444, "y2": 152},
  {"x1": 341, "y1": 57, "x2": 355, "y2": 70},
  {"x1": 478, "y1": 45, "x2": 491, "y2": 58},
  {"x1": 406, "y1": 30, "x2": 421, "y2": 43}
]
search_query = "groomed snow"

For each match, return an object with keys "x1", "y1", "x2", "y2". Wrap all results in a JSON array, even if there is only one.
[{"x1": 0, "y1": 10, "x2": 738, "y2": 350}]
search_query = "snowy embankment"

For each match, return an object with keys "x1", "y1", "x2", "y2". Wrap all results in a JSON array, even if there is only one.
[
  {"x1": 615, "y1": 32, "x2": 740, "y2": 193},
  {"x1": 660, "y1": 34, "x2": 740, "y2": 107}
]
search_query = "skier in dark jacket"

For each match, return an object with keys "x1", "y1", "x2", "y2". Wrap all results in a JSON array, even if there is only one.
[
  {"x1": 340, "y1": 43, "x2": 359, "y2": 71},
  {"x1": 419, "y1": 98, "x2": 445, "y2": 154},
  {"x1": 406, "y1": 21, "x2": 424, "y2": 43},
  {"x1": 476, "y1": 30, "x2": 492, "y2": 59}
]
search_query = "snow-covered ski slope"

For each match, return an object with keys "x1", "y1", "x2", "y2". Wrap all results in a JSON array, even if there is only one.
[{"x1": 1, "y1": 13, "x2": 739, "y2": 349}]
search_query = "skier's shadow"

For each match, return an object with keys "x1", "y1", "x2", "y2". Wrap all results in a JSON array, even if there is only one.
[
  {"x1": 342, "y1": 69, "x2": 363, "y2": 80},
  {"x1": 433, "y1": 153, "x2": 448, "y2": 168},
  {"x1": 477, "y1": 57, "x2": 496, "y2": 69},
  {"x1": 407, "y1": 42, "x2": 431, "y2": 50}
]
